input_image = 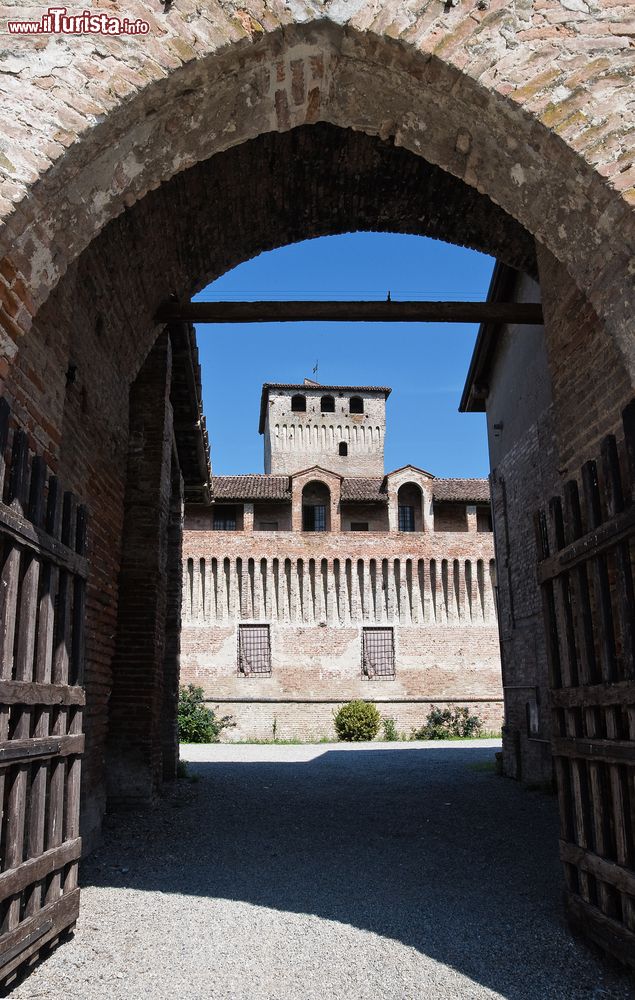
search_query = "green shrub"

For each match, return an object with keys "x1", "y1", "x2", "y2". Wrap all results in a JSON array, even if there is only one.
[
  {"x1": 382, "y1": 717, "x2": 398, "y2": 741},
  {"x1": 177, "y1": 684, "x2": 235, "y2": 743},
  {"x1": 413, "y1": 706, "x2": 483, "y2": 740},
  {"x1": 334, "y1": 700, "x2": 381, "y2": 742}
]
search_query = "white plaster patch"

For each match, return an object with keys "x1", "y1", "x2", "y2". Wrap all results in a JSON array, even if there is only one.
[
  {"x1": 121, "y1": 152, "x2": 145, "y2": 184},
  {"x1": 28, "y1": 242, "x2": 56, "y2": 291},
  {"x1": 510, "y1": 163, "x2": 526, "y2": 186}
]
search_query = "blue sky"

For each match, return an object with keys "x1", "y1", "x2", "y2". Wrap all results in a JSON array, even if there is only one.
[{"x1": 194, "y1": 233, "x2": 494, "y2": 477}]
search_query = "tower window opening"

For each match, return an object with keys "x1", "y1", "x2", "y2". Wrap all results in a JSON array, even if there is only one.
[
  {"x1": 291, "y1": 394, "x2": 306, "y2": 412},
  {"x1": 321, "y1": 395, "x2": 335, "y2": 413},
  {"x1": 339, "y1": 442, "x2": 348, "y2": 456},
  {"x1": 349, "y1": 396, "x2": 364, "y2": 414}
]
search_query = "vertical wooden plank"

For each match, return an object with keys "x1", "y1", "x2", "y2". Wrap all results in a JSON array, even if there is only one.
[
  {"x1": 601, "y1": 435, "x2": 635, "y2": 682},
  {"x1": 64, "y1": 505, "x2": 87, "y2": 894},
  {"x1": 581, "y1": 460, "x2": 617, "y2": 683},
  {"x1": 25, "y1": 465, "x2": 56, "y2": 918},
  {"x1": 549, "y1": 495, "x2": 594, "y2": 899},
  {"x1": 534, "y1": 511, "x2": 562, "y2": 690},
  {"x1": 3, "y1": 431, "x2": 31, "y2": 930},
  {"x1": 70, "y1": 506, "x2": 87, "y2": 687},
  {"x1": 46, "y1": 492, "x2": 76, "y2": 906}
]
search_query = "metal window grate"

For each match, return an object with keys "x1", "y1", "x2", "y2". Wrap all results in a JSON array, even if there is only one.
[
  {"x1": 398, "y1": 505, "x2": 415, "y2": 532},
  {"x1": 238, "y1": 624, "x2": 272, "y2": 676},
  {"x1": 362, "y1": 627, "x2": 395, "y2": 679},
  {"x1": 303, "y1": 504, "x2": 326, "y2": 531}
]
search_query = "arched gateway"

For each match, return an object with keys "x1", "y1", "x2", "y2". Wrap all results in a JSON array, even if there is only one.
[{"x1": 0, "y1": 1, "x2": 633, "y2": 982}]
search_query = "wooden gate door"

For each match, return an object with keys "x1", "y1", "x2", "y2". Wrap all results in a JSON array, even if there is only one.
[
  {"x1": 0, "y1": 399, "x2": 87, "y2": 987},
  {"x1": 535, "y1": 399, "x2": 635, "y2": 968}
]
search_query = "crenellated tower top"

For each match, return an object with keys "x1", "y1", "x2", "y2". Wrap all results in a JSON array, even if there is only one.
[{"x1": 259, "y1": 380, "x2": 391, "y2": 476}]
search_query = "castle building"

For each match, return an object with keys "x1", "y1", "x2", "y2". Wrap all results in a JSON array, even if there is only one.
[{"x1": 181, "y1": 380, "x2": 503, "y2": 740}]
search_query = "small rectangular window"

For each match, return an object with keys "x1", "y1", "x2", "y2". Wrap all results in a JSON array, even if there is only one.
[
  {"x1": 238, "y1": 624, "x2": 271, "y2": 676},
  {"x1": 477, "y1": 506, "x2": 493, "y2": 532},
  {"x1": 214, "y1": 505, "x2": 237, "y2": 530},
  {"x1": 398, "y1": 505, "x2": 415, "y2": 532},
  {"x1": 350, "y1": 522, "x2": 369, "y2": 531},
  {"x1": 362, "y1": 627, "x2": 395, "y2": 679},
  {"x1": 303, "y1": 505, "x2": 326, "y2": 532},
  {"x1": 257, "y1": 522, "x2": 279, "y2": 531}
]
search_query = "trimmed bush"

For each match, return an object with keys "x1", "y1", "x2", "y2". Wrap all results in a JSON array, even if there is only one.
[
  {"x1": 334, "y1": 700, "x2": 381, "y2": 742},
  {"x1": 177, "y1": 684, "x2": 235, "y2": 743},
  {"x1": 382, "y1": 717, "x2": 398, "y2": 741},
  {"x1": 413, "y1": 706, "x2": 483, "y2": 740}
]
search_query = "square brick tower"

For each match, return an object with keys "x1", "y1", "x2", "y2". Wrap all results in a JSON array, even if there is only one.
[{"x1": 260, "y1": 379, "x2": 390, "y2": 476}]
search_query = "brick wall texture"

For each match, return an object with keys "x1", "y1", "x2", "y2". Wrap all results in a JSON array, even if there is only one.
[
  {"x1": 0, "y1": 3, "x2": 632, "y2": 842},
  {"x1": 181, "y1": 522, "x2": 503, "y2": 739}
]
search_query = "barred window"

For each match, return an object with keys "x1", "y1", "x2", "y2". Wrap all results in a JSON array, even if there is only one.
[
  {"x1": 303, "y1": 504, "x2": 326, "y2": 532},
  {"x1": 362, "y1": 627, "x2": 395, "y2": 679},
  {"x1": 238, "y1": 624, "x2": 271, "y2": 676},
  {"x1": 398, "y1": 505, "x2": 415, "y2": 532},
  {"x1": 214, "y1": 505, "x2": 237, "y2": 530}
]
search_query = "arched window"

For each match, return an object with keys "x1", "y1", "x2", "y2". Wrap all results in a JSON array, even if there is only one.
[
  {"x1": 302, "y1": 480, "x2": 330, "y2": 532},
  {"x1": 321, "y1": 394, "x2": 335, "y2": 413},
  {"x1": 398, "y1": 482, "x2": 423, "y2": 532},
  {"x1": 291, "y1": 394, "x2": 306, "y2": 412},
  {"x1": 349, "y1": 396, "x2": 364, "y2": 414},
  {"x1": 339, "y1": 442, "x2": 348, "y2": 456}
]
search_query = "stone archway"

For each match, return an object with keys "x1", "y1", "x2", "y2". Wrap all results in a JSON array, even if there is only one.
[{"x1": 1, "y1": 10, "x2": 633, "y2": 364}]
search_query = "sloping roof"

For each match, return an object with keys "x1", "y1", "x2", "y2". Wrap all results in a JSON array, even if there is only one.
[
  {"x1": 210, "y1": 474, "x2": 490, "y2": 504},
  {"x1": 211, "y1": 476, "x2": 290, "y2": 501},
  {"x1": 432, "y1": 478, "x2": 490, "y2": 502},
  {"x1": 386, "y1": 464, "x2": 435, "y2": 479},
  {"x1": 259, "y1": 383, "x2": 391, "y2": 433},
  {"x1": 341, "y1": 477, "x2": 388, "y2": 503}
]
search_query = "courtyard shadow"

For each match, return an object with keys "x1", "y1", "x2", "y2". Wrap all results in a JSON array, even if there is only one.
[{"x1": 79, "y1": 745, "x2": 627, "y2": 1000}]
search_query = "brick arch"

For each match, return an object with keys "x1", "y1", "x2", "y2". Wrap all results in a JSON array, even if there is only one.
[{"x1": 1, "y1": 9, "x2": 633, "y2": 375}]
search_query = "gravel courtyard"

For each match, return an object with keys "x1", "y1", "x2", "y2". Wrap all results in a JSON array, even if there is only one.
[{"x1": 9, "y1": 742, "x2": 634, "y2": 1000}]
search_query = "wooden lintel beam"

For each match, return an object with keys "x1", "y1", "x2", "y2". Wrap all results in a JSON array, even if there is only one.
[{"x1": 158, "y1": 300, "x2": 544, "y2": 326}]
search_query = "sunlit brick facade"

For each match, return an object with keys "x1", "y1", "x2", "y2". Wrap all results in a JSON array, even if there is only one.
[{"x1": 181, "y1": 381, "x2": 503, "y2": 740}]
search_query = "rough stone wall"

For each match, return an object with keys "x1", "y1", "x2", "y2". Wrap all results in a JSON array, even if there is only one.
[
  {"x1": 180, "y1": 521, "x2": 502, "y2": 738},
  {"x1": 1, "y1": 4, "x2": 633, "y2": 376},
  {"x1": 264, "y1": 387, "x2": 387, "y2": 476}
]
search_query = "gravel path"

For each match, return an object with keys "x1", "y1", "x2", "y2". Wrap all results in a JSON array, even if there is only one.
[{"x1": 9, "y1": 741, "x2": 634, "y2": 1000}]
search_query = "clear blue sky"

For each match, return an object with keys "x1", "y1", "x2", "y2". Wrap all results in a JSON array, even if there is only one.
[{"x1": 194, "y1": 233, "x2": 494, "y2": 477}]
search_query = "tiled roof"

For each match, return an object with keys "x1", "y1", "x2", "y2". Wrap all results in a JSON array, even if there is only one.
[
  {"x1": 432, "y1": 478, "x2": 490, "y2": 502},
  {"x1": 340, "y1": 477, "x2": 388, "y2": 503},
  {"x1": 210, "y1": 475, "x2": 490, "y2": 504},
  {"x1": 211, "y1": 476, "x2": 290, "y2": 501}
]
